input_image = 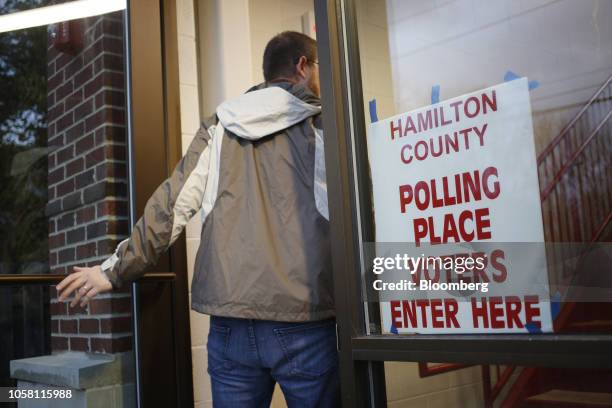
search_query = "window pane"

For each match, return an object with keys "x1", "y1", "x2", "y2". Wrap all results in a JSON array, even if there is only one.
[
  {"x1": 351, "y1": 0, "x2": 612, "y2": 336},
  {"x1": 0, "y1": 11, "x2": 49, "y2": 275},
  {"x1": 0, "y1": 0, "x2": 73, "y2": 16},
  {"x1": 1, "y1": 1, "x2": 135, "y2": 406},
  {"x1": 0, "y1": 286, "x2": 50, "y2": 388}
]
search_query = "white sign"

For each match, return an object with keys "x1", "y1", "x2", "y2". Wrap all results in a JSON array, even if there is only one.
[{"x1": 367, "y1": 78, "x2": 553, "y2": 334}]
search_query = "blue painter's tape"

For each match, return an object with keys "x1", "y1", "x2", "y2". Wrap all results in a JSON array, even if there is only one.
[
  {"x1": 525, "y1": 322, "x2": 542, "y2": 334},
  {"x1": 390, "y1": 323, "x2": 399, "y2": 334},
  {"x1": 504, "y1": 70, "x2": 520, "y2": 82},
  {"x1": 369, "y1": 99, "x2": 379, "y2": 123},
  {"x1": 528, "y1": 80, "x2": 540, "y2": 90},
  {"x1": 551, "y1": 291, "x2": 561, "y2": 321},
  {"x1": 504, "y1": 70, "x2": 540, "y2": 90},
  {"x1": 431, "y1": 84, "x2": 440, "y2": 104}
]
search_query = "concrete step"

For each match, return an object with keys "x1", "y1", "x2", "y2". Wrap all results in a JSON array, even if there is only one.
[{"x1": 526, "y1": 389, "x2": 612, "y2": 407}]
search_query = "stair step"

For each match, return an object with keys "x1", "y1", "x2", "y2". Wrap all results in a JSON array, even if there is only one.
[
  {"x1": 526, "y1": 389, "x2": 612, "y2": 407},
  {"x1": 567, "y1": 320, "x2": 612, "y2": 332}
]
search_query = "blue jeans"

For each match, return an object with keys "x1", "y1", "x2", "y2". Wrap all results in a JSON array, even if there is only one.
[{"x1": 207, "y1": 316, "x2": 340, "y2": 408}]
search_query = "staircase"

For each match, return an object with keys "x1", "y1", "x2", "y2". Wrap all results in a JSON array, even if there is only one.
[
  {"x1": 525, "y1": 389, "x2": 612, "y2": 407},
  {"x1": 418, "y1": 75, "x2": 612, "y2": 407},
  {"x1": 496, "y1": 75, "x2": 612, "y2": 407}
]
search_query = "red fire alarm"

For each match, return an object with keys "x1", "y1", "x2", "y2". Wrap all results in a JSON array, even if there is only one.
[{"x1": 50, "y1": 20, "x2": 83, "y2": 55}]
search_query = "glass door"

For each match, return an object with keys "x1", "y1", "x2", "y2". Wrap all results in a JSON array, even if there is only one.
[
  {"x1": 314, "y1": 0, "x2": 612, "y2": 406},
  {"x1": 0, "y1": 1, "x2": 192, "y2": 407},
  {"x1": 0, "y1": 1, "x2": 139, "y2": 406}
]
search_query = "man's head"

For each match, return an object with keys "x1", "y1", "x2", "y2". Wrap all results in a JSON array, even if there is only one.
[{"x1": 263, "y1": 31, "x2": 320, "y2": 97}]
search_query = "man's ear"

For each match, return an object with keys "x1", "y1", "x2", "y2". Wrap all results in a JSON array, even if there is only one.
[{"x1": 295, "y1": 56, "x2": 309, "y2": 79}]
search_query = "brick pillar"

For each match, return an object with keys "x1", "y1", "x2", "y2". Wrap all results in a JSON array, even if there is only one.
[{"x1": 46, "y1": 12, "x2": 133, "y2": 354}]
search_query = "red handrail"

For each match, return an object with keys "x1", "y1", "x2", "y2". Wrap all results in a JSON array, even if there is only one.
[
  {"x1": 487, "y1": 75, "x2": 612, "y2": 407},
  {"x1": 537, "y1": 75, "x2": 612, "y2": 165},
  {"x1": 482, "y1": 365, "x2": 517, "y2": 408},
  {"x1": 541, "y1": 109, "x2": 612, "y2": 200},
  {"x1": 418, "y1": 362, "x2": 473, "y2": 377},
  {"x1": 591, "y1": 210, "x2": 612, "y2": 243},
  {"x1": 421, "y1": 74, "x2": 612, "y2": 407}
]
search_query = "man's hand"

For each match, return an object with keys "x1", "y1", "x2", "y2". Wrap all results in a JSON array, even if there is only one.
[{"x1": 56, "y1": 265, "x2": 113, "y2": 307}]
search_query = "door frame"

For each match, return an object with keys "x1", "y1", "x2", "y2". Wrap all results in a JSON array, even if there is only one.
[
  {"x1": 127, "y1": 0, "x2": 193, "y2": 406},
  {"x1": 313, "y1": 0, "x2": 612, "y2": 407}
]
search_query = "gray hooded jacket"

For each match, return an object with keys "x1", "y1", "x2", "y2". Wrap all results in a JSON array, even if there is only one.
[{"x1": 100, "y1": 82, "x2": 334, "y2": 321}]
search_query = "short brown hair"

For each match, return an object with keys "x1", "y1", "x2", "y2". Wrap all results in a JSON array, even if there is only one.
[{"x1": 262, "y1": 31, "x2": 317, "y2": 82}]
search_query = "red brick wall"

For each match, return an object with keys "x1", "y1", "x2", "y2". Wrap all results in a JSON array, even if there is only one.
[{"x1": 46, "y1": 12, "x2": 132, "y2": 354}]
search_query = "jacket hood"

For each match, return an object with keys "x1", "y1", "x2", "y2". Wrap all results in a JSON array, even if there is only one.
[{"x1": 216, "y1": 82, "x2": 321, "y2": 140}]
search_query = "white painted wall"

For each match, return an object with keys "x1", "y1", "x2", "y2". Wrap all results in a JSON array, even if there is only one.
[
  {"x1": 198, "y1": 0, "x2": 253, "y2": 115},
  {"x1": 175, "y1": 0, "x2": 212, "y2": 407},
  {"x1": 356, "y1": 0, "x2": 396, "y2": 123},
  {"x1": 383, "y1": 0, "x2": 612, "y2": 152},
  {"x1": 248, "y1": 0, "x2": 315, "y2": 84}
]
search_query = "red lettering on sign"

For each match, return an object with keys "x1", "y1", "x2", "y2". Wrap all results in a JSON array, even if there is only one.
[
  {"x1": 524, "y1": 295, "x2": 542, "y2": 328},
  {"x1": 505, "y1": 296, "x2": 523, "y2": 328},
  {"x1": 397, "y1": 167, "x2": 500, "y2": 212},
  {"x1": 472, "y1": 298, "x2": 489, "y2": 328},
  {"x1": 389, "y1": 299, "x2": 461, "y2": 329},
  {"x1": 470, "y1": 296, "x2": 542, "y2": 329},
  {"x1": 412, "y1": 208, "x2": 492, "y2": 245}
]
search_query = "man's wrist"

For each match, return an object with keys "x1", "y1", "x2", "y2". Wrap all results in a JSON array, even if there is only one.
[
  {"x1": 100, "y1": 266, "x2": 111, "y2": 282},
  {"x1": 100, "y1": 259, "x2": 118, "y2": 289}
]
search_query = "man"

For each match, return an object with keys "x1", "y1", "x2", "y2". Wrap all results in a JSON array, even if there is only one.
[{"x1": 57, "y1": 31, "x2": 339, "y2": 407}]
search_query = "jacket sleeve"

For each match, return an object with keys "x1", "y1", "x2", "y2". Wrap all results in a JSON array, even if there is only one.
[{"x1": 100, "y1": 123, "x2": 213, "y2": 288}]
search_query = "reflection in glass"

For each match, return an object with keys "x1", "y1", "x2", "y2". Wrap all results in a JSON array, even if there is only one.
[
  {"x1": 352, "y1": 1, "x2": 612, "y2": 405},
  {"x1": 356, "y1": 0, "x2": 612, "y2": 334},
  {"x1": 0, "y1": 286, "x2": 50, "y2": 388},
  {"x1": 1, "y1": 0, "x2": 133, "y2": 404},
  {"x1": 0, "y1": 4, "x2": 49, "y2": 276}
]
